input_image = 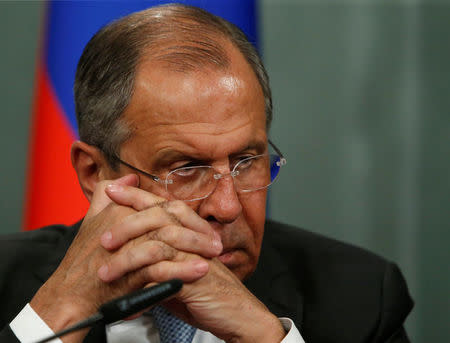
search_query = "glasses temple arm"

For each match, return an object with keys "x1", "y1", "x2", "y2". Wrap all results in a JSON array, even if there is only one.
[
  {"x1": 113, "y1": 156, "x2": 160, "y2": 182},
  {"x1": 268, "y1": 139, "x2": 285, "y2": 158}
]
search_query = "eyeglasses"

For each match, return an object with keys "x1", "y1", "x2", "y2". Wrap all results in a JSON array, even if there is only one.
[{"x1": 113, "y1": 140, "x2": 286, "y2": 202}]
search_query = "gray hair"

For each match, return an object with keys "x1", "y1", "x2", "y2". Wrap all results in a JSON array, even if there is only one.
[{"x1": 74, "y1": 4, "x2": 272, "y2": 168}]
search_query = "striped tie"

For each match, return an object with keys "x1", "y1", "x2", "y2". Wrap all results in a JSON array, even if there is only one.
[{"x1": 150, "y1": 306, "x2": 196, "y2": 343}]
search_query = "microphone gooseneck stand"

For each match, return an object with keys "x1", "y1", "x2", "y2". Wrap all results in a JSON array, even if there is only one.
[{"x1": 34, "y1": 279, "x2": 183, "y2": 343}]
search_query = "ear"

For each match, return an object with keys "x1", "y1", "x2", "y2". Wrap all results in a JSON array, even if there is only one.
[{"x1": 71, "y1": 141, "x2": 113, "y2": 202}]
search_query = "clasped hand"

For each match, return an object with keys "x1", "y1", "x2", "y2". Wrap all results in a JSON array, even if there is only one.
[{"x1": 30, "y1": 174, "x2": 285, "y2": 343}]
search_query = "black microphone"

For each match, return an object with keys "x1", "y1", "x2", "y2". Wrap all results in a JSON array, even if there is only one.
[{"x1": 34, "y1": 279, "x2": 182, "y2": 343}]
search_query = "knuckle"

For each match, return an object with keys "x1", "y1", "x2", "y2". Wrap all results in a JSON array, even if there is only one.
[
  {"x1": 141, "y1": 265, "x2": 154, "y2": 283},
  {"x1": 159, "y1": 200, "x2": 170, "y2": 209},
  {"x1": 188, "y1": 232, "x2": 200, "y2": 247},
  {"x1": 145, "y1": 230, "x2": 159, "y2": 242},
  {"x1": 161, "y1": 225, "x2": 179, "y2": 243},
  {"x1": 168, "y1": 213, "x2": 182, "y2": 226},
  {"x1": 125, "y1": 248, "x2": 138, "y2": 267},
  {"x1": 106, "y1": 204, "x2": 135, "y2": 223},
  {"x1": 145, "y1": 243, "x2": 164, "y2": 261},
  {"x1": 168, "y1": 200, "x2": 188, "y2": 216},
  {"x1": 145, "y1": 262, "x2": 169, "y2": 282},
  {"x1": 149, "y1": 240, "x2": 174, "y2": 260},
  {"x1": 148, "y1": 200, "x2": 167, "y2": 210},
  {"x1": 135, "y1": 197, "x2": 150, "y2": 211},
  {"x1": 170, "y1": 200, "x2": 185, "y2": 212},
  {"x1": 152, "y1": 206, "x2": 167, "y2": 219},
  {"x1": 160, "y1": 242, "x2": 177, "y2": 260},
  {"x1": 149, "y1": 264, "x2": 164, "y2": 281}
]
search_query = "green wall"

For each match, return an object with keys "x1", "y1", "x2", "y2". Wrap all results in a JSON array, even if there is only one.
[
  {"x1": 262, "y1": 2, "x2": 450, "y2": 342},
  {"x1": 0, "y1": 1, "x2": 41, "y2": 235},
  {"x1": 0, "y1": 1, "x2": 448, "y2": 341}
]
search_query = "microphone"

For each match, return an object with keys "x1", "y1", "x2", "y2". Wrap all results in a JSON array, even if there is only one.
[{"x1": 34, "y1": 279, "x2": 183, "y2": 343}]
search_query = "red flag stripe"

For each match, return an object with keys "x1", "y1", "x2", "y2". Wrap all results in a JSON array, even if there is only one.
[{"x1": 23, "y1": 65, "x2": 88, "y2": 231}]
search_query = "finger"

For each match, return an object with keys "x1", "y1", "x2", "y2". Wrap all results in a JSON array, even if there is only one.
[
  {"x1": 164, "y1": 200, "x2": 216, "y2": 238},
  {"x1": 101, "y1": 210, "x2": 222, "y2": 256},
  {"x1": 87, "y1": 174, "x2": 139, "y2": 217},
  {"x1": 98, "y1": 240, "x2": 176, "y2": 282},
  {"x1": 147, "y1": 225, "x2": 222, "y2": 257},
  {"x1": 100, "y1": 254, "x2": 209, "y2": 284},
  {"x1": 105, "y1": 183, "x2": 166, "y2": 211},
  {"x1": 100, "y1": 227, "x2": 220, "y2": 283},
  {"x1": 138, "y1": 259, "x2": 209, "y2": 284},
  {"x1": 105, "y1": 186, "x2": 214, "y2": 236},
  {"x1": 100, "y1": 207, "x2": 177, "y2": 249}
]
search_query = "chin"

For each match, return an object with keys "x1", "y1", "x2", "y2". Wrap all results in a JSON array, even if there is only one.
[{"x1": 231, "y1": 257, "x2": 259, "y2": 281}]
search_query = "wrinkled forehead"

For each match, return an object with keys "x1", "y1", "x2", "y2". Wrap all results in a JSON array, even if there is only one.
[
  {"x1": 123, "y1": 41, "x2": 266, "y2": 137},
  {"x1": 139, "y1": 32, "x2": 231, "y2": 74}
]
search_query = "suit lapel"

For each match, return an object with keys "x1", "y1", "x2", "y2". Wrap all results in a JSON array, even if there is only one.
[
  {"x1": 33, "y1": 222, "x2": 80, "y2": 283},
  {"x1": 245, "y1": 224, "x2": 304, "y2": 329}
]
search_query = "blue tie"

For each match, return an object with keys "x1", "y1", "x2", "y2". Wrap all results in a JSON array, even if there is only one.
[{"x1": 150, "y1": 306, "x2": 196, "y2": 343}]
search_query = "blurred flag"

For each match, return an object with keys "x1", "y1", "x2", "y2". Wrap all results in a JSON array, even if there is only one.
[{"x1": 24, "y1": 0, "x2": 259, "y2": 230}]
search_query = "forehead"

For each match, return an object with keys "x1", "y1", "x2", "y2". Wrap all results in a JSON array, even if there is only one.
[{"x1": 121, "y1": 42, "x2": 266, "y2": 161}]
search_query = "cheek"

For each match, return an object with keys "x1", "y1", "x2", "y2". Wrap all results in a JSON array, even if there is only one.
[
  {"x1": 136, "y1": 175, "x2": 172, "y2": 200},
  {"x1": 240, "y1": 190, "x2": 267, "y2": 248},
  {"x1": 233, "y1": 190, "x2": 266, "y2": 280}
]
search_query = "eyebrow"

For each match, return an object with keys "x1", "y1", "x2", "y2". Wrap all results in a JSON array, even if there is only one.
[
  {"x1": 230, "y1": 140, "x2": 267, "y2": 157},
  {"x1": 151, "y1": 150, "x2": 194, "y2": 170},
  {"x1": 151, "y1": 139, "x2": 268, "y2": 170}
]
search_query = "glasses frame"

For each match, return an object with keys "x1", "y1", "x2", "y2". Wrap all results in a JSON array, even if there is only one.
[{"x1": 113, "y1": 139, "x2": 286, "y2": 201}]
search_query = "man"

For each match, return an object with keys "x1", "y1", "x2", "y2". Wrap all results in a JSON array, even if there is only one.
[{"x1": 0, "y1": 4, "x2": 413, "y2": 343}]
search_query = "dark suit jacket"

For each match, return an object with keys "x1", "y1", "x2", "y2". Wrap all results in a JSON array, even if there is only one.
[{"x1": 0, "y1": 220, "x2": 413, "y2": 342}]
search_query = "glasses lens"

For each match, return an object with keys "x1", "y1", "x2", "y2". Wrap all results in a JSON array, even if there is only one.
[
  {"x1": 270, "y1": 154, "x2": 282, "y2": 182},
  {"x1": 235, "y1": 154, "x2": 282, "y2": 192},
  {"x1": 166, "y1": 166, "x2": 215, "y2": 201},
  {"x1": 165, "y1": 153, "x2": 285, "y2": 200}
]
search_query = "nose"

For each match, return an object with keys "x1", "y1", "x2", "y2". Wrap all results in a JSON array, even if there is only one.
[{"x1": 197, "y1": 172, "x2": 242, "y2": 224}]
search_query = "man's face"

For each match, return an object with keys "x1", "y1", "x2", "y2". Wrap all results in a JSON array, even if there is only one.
[{"x1": 116, "y1": 42, "x2": 267, "y2": 281}]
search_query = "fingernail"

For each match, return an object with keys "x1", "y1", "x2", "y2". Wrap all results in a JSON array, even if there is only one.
[
  {"x1": 194, "y1": 260, "x2": 209, "y2": 274},
  {"x1": 135, "y1": 174, "x2": 140, "y2": 187},
  {"x1": 107, "y1": 184, "x2": 123, "y2": 192},
  {"x1": 212, "y1": 239, "x2": 223, "y2": 253},
  {"x1": 101, "y1": 231, "x2": 112, "y2": 247},
  {"x1": 98, "y1": 265, "x2": 109, "y2": 280}
]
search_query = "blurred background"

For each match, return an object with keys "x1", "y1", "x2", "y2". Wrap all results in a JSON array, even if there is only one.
[{"x1": 0, "y1": 0, "x2": 448, "y2": 342}]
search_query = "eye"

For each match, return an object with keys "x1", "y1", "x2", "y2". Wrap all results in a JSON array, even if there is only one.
[
  {"x1": 171, "y1": 160, "x2": 201, "y2": 170},
  {"x1": 173, "y1": 167, "x2": 198, "y2": 177},
  {"x1": 234, "y1": 155, "x2": 255, "y2": 169}
]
